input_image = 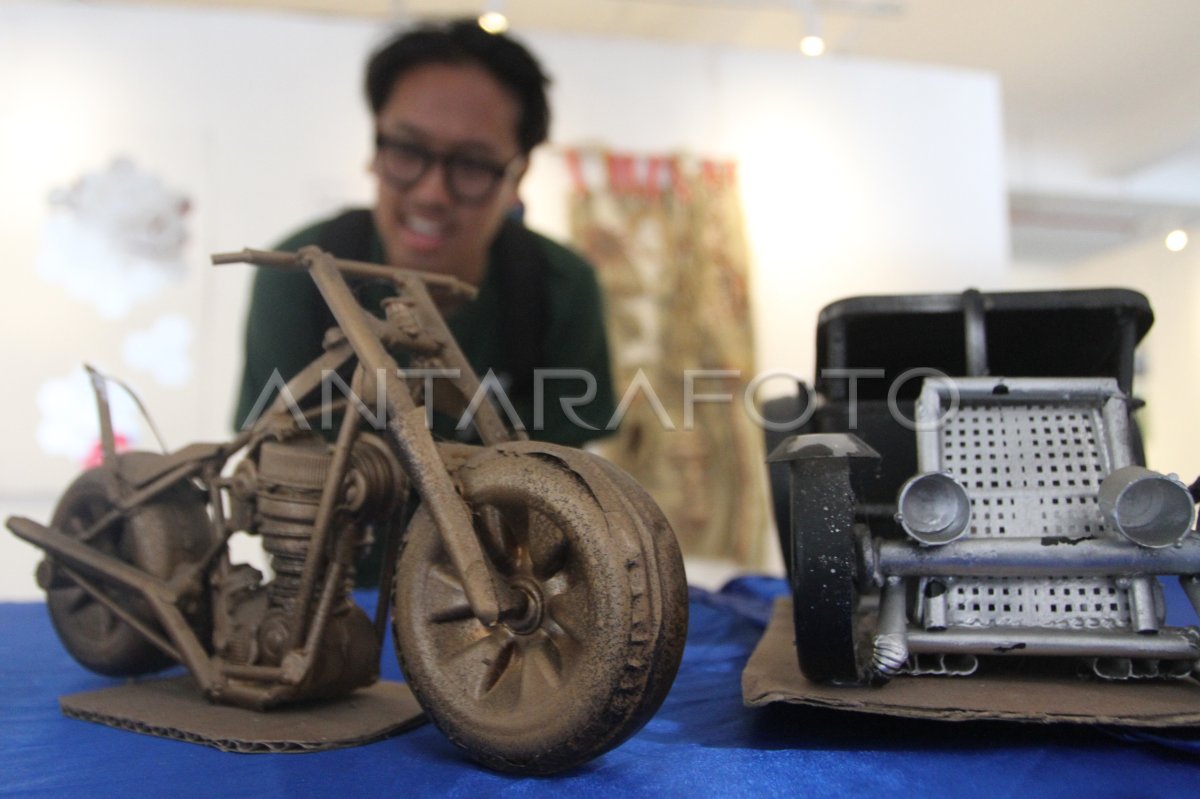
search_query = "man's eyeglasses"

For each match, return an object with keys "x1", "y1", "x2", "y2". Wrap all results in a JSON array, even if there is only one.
[{"x1": 374, "y1": 133, "x2": 522, "y2": 205}]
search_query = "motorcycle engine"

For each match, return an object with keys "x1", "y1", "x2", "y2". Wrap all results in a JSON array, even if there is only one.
[{"x1": 213, "y1": 432, "x2": 403, "y2": 699}]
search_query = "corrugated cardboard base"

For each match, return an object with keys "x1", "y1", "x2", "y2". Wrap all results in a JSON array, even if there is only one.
[
  {"x1": 60, "y1": 676, "x2": 426, "y2": 752},
  {"x1": 743, "y1": 597, "x2": 1200, "y2": 726}
]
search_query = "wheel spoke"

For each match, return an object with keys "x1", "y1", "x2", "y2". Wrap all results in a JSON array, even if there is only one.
[
  {"x1": 542, "y1": 616, "x2": 583, "y2": 664},
  {"x1": 424, "y1": 565, "x2": 478, "y2": 624},
  {"x1": 72, "y1": 600, "x2": 111, "y2": 640},
  {"x1": 525, "y1": 633, "x2": 566, "y2": 686},
  {"x1": 468, "y1": 628, "x2": 516, "y2": 695},
  {"x1": 57, "y1": 584, "x2": 90, "y2": 613},
  {"x1": 518, "y1": 639, "x2": 561, "y2": 698},
  {"x1": 480, "y1": 648, "x2": 524, "y2": 708},
  {"x1": 475, "y1": 506, "x2": 519, "y2": 575},
  {"x1": 545, "y1": 582, "x2": 592, "y2": 645},
  {"x1": 96, "y1": 604, "x2": 120, "y2": 639},
  {"x1": 66, "y1": 514, "x2": 89, "y2": 536},
  {"x1": 429, "y1": 601, "x2": 476, "y2": 624},
  {"x1": 427, "y1": 563, "x2": 464, "y2": 592},
  {"x1": 527, "y1": 511, "x2": 568, "y2": 581},
  {"x1": 441, "y1": 628, "x2": 517, "y2": 700}
]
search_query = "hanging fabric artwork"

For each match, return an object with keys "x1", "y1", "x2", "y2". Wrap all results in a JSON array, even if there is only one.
[{"x1": 564, "y1": 149, "x2": 770, "y2": 567}]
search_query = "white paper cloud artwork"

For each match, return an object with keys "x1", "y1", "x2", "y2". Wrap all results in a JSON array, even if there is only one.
[
  {"x1": 36, "y1": 157, "x2": 190, "y2": 319},
  {"x1": 36, "y1": 367, "x2": 143, "y2": 468},
  {"x1": 122, "y1": 314, "x2": 194, "y2": 388}
]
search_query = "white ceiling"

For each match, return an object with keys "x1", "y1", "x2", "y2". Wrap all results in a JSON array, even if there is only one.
[{"x1": 117, "y1": 0, "x2": 1200, "y2": 259}]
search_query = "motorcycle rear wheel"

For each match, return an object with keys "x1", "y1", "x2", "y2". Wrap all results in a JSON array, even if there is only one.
[
  {"x1": 46, "y1": 453, "x2": 212, "y2": 677},
  {"x1": 393, "y1": 442, "x2": 687, "y2": 775}
]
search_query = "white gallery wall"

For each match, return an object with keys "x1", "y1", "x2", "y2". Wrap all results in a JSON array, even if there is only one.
[
  {"x1": 1007, "y1": 243, "x2": 1200, "y2": 474},
  {"x1": 522, "y1": 35, "x2": 1008, "y2": 382},
  {"x1": 0, "y1": 1, "x2": 1007, "y2": 598}
]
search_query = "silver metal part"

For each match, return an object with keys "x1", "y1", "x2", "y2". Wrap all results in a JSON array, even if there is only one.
[
  {"x1": 1086, "y1": 656, "x2": 1194, "y2": 680},
  {"x1": 896, "y1": 472, "x2": 971, "y2": 545},
  {"x1": 915, "y1": 377, "x2": 1132, "y2": 542},
  {"x1": 877, "y1": 537, "x2": 1200, "y2": 577},
  {"x1": 902, "y1": 653, "x2": 979, "y2": 677},
  {"x1": 922, "y1": 578, "x2": 948, "y2": 630},
  {"x1": 940, "y1": 575, "x2": 1130, "y2": 630},
  {"x1": 872, "y1": 635, "x2": 908, "y2": 678},
  {"x1": 1098, "y1": 465, "x2": 1195, "y2": 549},
  {"x1": 909, "y1": 378, "x2": 1154, "y2": 632},
  {"x1": 1127, "y1": 576, "x2": 1160, "y2": 634},
  {"x1": 874, "y1": 377, "x2": 1200, "y2": 672},
  {"x1": 904, "y1": 626, "x2": 1200, "y2": 660},
  {"x1": 872, "y1": 578, "x2": 910, "y2": 678}
]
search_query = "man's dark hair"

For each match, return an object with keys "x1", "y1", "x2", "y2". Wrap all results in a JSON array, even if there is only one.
[{"x1": 366, "y1": 18, "x2": 551, "y2": 154}]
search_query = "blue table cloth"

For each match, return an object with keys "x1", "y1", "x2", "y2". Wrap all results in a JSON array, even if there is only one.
[{"x1": 3, "y1": 578, "x2": 1199, "y2": 798}]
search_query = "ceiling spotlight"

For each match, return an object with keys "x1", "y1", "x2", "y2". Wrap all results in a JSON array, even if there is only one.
[
  {"x1": 800, "y1": 34, "x2": 827, "y2": 57},
  {"x1": 478, "y1": 11, "x2": 509, "y2": 34},
  {"x1": 1165, "y1": 229, "x2": 1189, "y2": 252}
]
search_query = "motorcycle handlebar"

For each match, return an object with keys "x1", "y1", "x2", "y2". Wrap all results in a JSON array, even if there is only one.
[{"x1": 211, "y1": 247, "x2": 478, "y2": 302}]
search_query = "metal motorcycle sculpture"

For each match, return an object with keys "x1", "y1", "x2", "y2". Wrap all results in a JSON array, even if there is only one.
[{"x1": 7, "y1": 246, "x2": 688, "y2": 774}]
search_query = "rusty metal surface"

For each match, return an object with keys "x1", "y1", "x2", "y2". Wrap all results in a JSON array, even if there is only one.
[{"x1": 6, "y1": 246, "x2": 688, "y2": 773}]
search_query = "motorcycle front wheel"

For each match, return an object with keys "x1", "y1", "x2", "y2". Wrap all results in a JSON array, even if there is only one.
[{"x1": 392, "y1": 442, "x2": 687, "y2": 775}]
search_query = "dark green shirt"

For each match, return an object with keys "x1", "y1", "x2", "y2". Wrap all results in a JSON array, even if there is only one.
[{"x1": 235, "y1": 212, "x2": 616, "y2": 447}]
